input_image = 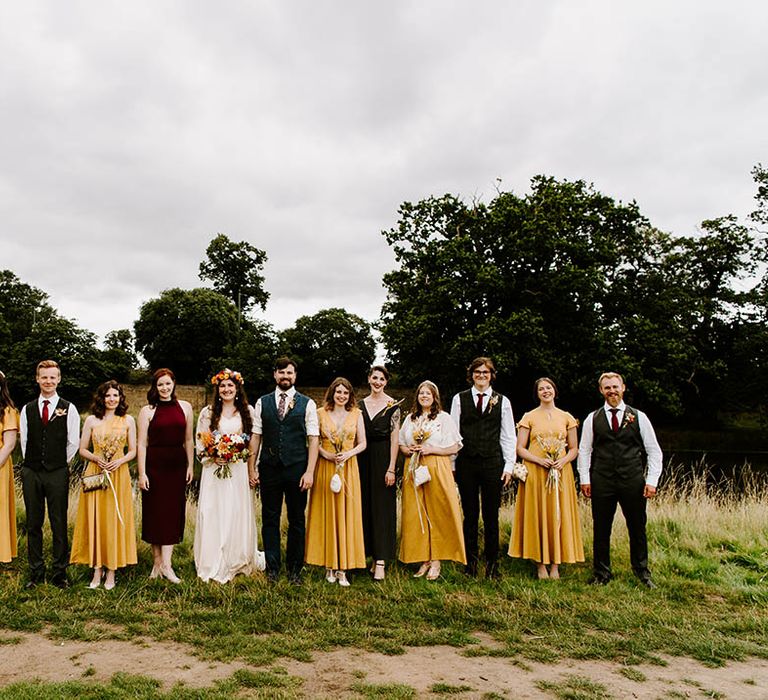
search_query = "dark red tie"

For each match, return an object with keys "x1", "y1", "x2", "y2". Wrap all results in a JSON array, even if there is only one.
[
  {"x1": 277, "y1": 392, "x2": 287, "y2": 420},
  {"x1": 476, "y1": 393, "x2": 485, "y2": 415},
  {"x1": 610, "y1": 408, "x2": 619, "y2": 432},
  {"x1": 42, "y1": 400, "x2": 50, "y2": 426}
]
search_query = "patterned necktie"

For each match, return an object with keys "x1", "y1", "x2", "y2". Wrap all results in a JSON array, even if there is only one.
[
  {"x1": 476, "y1": 393, "x2": 485, "y2": 415},
  {"x1": 42, "y1": 399, "x2": 50, "y2": 426},
  {"x1": 278, "y1": 392, "x2": 288, "y2": 420},
  {"x1": 609, "y1": 408, "x2": 619, "y2": 432}
]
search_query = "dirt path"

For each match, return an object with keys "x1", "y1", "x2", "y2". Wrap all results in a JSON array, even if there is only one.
[{"x1": 1, "y1": 630, "x2": 766, "y2": 698}]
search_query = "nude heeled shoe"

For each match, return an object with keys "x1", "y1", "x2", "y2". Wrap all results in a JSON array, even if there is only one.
[
  {"x1": 161, "y1": 565, "x2": 181, "y2": 584},
  {"x1": 426, "y1": 561, "x2": 441, "y2": 581}
]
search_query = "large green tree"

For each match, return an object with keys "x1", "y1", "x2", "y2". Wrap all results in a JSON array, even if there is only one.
[
  {"x1": 198, "y1": 233, "x2": 269, "y2": 314},
  {"x1": 134, "y1": 288, "x2": 239, "y2": 383},
  {"x1": 281, "y1": 308, "x2": 376, "y2": 386},
  {"x1": 378, "y1": 176, "x2": 765, "y2": 421}
]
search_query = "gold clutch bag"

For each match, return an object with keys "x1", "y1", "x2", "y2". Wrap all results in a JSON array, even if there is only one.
[{"x1": 82, "y1": 471, "x2": 109, "y2": 492}]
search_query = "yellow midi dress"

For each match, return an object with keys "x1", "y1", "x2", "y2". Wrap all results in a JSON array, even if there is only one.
[
  {"x1": 70, "y1": 415, "x2": 138, "y2": 570},
  {"x1": 508, "y1": 407, "x2": 584, "y2": 565},
  {"x1": 398, "y1": 411, "x2": 466, "y2": 565},
  {"x1": 305, "y1": 407, "x2": 366, "y2": 570},
  {"x1": 0, "y1": 406, "x2": 19, "y2": 563}
]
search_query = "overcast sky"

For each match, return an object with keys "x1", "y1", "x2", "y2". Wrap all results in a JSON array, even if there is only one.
[{"x1": 2, "y1": 1, "x2": 766, "y2": 344}]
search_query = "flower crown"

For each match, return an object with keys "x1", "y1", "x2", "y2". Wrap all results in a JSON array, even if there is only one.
[{"x1": 211, "y1": 368, "x2": 244, "y2": 385}]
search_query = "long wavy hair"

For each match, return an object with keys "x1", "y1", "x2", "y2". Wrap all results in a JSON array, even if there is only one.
[
  {"x1": 409, "y1": 380, "x2": 442, "y2": 421},
  {"x1": 147, "y1": 368, "x2": 177, "y2": 407},
  {"x1": 91, "y1": 380, "x2": 129, "y2": 419},
  {"x1": 209, "y1": 370, "x2": 252, "y2": 433},
  {"x1": 0, "y1": 371, "x2": 16, "y2": 413},
  {"x1": 323, "y1": 377, "x2": 356, "y2": 411}
]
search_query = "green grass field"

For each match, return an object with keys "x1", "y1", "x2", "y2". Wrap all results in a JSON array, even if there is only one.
[{"x1": 2, "y1": 435, "x2": 767, "y2": 698}]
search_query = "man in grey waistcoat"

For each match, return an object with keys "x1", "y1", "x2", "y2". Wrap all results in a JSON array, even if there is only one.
[
  {"x1": 19, "y1": 360, "x2": 80, "y2": 588},
  {"x1": 450, "y1": 356, "x2": 517, "y2": 578},
  {"x1": 250, "y1": 357, "x2": 319, "y2": 584},
  {"x1": 577, "y1": 372, "x2": 663, "y2": 588}
]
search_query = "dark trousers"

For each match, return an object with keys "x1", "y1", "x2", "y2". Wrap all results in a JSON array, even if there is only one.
[
  {"x1": 260, "y1": 459, "x2": 308, "y2": 576},
  {"x1": 21, "y1": 466, "x2": 70, "y2": 581},
  {"x1": 590, "y1": 472, "x2": 650, "y2": 581},
  {"x1": 455, "y1": 458, "x2": 503, "y2": 573}
]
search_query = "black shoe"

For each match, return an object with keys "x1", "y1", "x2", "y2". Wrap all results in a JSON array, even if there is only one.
[
  {"x1": 266, "y1": 570, "x2": 279, "y2": 584},
  {"x1": 288, "y1": 572, "x2": 302, "y2": 586},
  {"x1": 464, "y1": 565, "x2": 478, "y2": 577},
  {"x1": 485, "y1": 564, "x2": 500, "y2": 580},
  {"x1": 51, "y1": 576, "x2": 70, "y2": 589},
  {"x1": 24, "y1": 580, "x2": 40, "y2": 590},
  {"x1": 640, "y1": 577, "x2": 657, "y2": 589},
  {"x1": 588, "y1": 576, "x2": 611, "y2": 586}
]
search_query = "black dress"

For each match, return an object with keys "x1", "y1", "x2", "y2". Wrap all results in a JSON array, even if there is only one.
[
  {"x1": 357, "y1": 400, "x2": 400, "y2": 561},
  {"x1": 142, "y1": 400, "x2": 188, "y2": 545}
]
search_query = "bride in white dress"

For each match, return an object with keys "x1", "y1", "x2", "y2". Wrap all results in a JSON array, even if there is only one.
[{"x1": 194, "y1": 369, "x2": 265, "y2": 582}]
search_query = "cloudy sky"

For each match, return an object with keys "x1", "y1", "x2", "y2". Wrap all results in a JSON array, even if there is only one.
[{"x1": 2, "y1": 1, "x2": 766, "y2": 343}]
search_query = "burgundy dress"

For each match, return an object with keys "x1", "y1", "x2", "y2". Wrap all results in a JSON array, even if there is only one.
[{"x1": 141, "y1": 400, "x2": 188, "y2": 545}]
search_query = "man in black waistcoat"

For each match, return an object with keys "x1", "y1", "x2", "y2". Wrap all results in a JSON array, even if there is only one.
[
  {"x1": 250, "y1": 357, "x2": 319, "y2": 584},
  {"x1": 577, "y1": 372, "x2": 663, "y2": 588},
  {"x1": 19, "y1": 360, "x2": 80, "y2": 588},
  {"x1": 450, "y1": 357, "x2": 517, "y2": 578}
]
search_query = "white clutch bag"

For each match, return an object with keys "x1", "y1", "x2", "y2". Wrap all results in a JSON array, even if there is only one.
[
  {"x1": 511, "y1": 462, "x2": 528, "y2": 482},
  {"x1": 413, "y1": 465, "x2": 431, "y2": 487},
  {"x1": 330, "y1": 473, "x2": 342, "y2": 493}
]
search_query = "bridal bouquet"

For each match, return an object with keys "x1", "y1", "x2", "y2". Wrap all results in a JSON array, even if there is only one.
[{"x1": 197, "y1": 431, "x2": 251, "y2": 479}]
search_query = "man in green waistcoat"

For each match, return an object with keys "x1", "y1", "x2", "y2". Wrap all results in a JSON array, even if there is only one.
[{"x1": 250, "y1": 357, "x2": 319, "y2": 584}]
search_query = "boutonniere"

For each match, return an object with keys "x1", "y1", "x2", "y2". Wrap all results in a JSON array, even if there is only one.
[
  {"x1": 287, "y1": 397, "x2": 296, "y2": 412},
  {"x1": 487, "y1": 394, "x2": 500, "y2": 411},
  {"x1": 49, "y1": 407, "x2": 68, "y2": 422},
  {"x1": 621, "y1": 412, "x2": 636, "y2": 429},
  {"x1": 385, "y1": 398, "x2": 404, "y2": 410}
]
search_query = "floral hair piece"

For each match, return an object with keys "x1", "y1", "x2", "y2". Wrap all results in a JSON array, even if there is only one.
[{"x1": 211, "y1": 368, "x2": 244, "y2": 385}]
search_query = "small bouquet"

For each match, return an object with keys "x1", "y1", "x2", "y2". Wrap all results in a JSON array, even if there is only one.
[
  {"x1": 198, "y1": 431, "x2": 251, "y2": 479},
  {"x1": 408, "y1": 419, "x2": 432, "y2": 487},
  {"x1": 510, "y1": 462, "x2": 528, "y2": 482},
  {"x1": 327, "y1": 428, "x2": 352, "y2": 493},
  {"x1": 536, "y1": 432, "x2": 566, "y2": 521}
]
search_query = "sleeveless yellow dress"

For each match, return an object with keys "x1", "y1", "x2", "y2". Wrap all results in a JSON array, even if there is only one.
[
  {"x1": 305, "y1": 407, "x2": 366, "y2": 570},
  {"x1": 0, "y1": 407, "x2": 19, "y2": 563},
  {"x1": 508, "y1": 406, "x2": 584, "y2": 565},
  {"x1": 70, "y1": 416, "x2": 138, "y2": 569}
]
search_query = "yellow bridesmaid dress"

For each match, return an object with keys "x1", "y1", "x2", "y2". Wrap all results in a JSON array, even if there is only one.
[
  {"x1": 70, "y1": 416, "x2": 137, "y2": 569},
  {"x1": 508, "y1": 406, "x2": 585, "y2": 565},
  {"x1": 0, "y1": 406, "x2": 19, "y2": 563},
  {"x1": 305, "y1": 407, "x2": 366, "y2": 570},
  {"x1": 398, "y1": 412, "x2": 466, "y2": 565}
]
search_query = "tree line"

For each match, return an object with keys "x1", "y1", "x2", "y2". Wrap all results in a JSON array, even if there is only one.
[{"x1": 2, "y1": 167, "x2": 766, "y2": 426}]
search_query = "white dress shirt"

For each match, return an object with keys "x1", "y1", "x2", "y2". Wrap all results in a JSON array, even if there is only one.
[
  {"x1": 253, "y1": 386, "x2": 320, "y2": 437},
  {"x1": 450, "y1": 386, "x2": 517, "y2": 473},
  {"x1": 577, "y1": 401, "x2": 663, "y2": 487},
  {"x1": 19, "y1": 393, "x2": 81, "y2": 463}
]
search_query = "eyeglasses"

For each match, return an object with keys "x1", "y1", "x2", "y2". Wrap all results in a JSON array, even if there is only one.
[{"x1": 473, "y1": 370, "x2": 491, "y2": 375}]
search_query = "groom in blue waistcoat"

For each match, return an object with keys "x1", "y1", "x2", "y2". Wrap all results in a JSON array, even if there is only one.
[
  {"x1": 250, "y1": 357, "x2": 319, "y2": 584},
  {"x1": 19, "y1": 360, "x2": 80, "y2": 588}
]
